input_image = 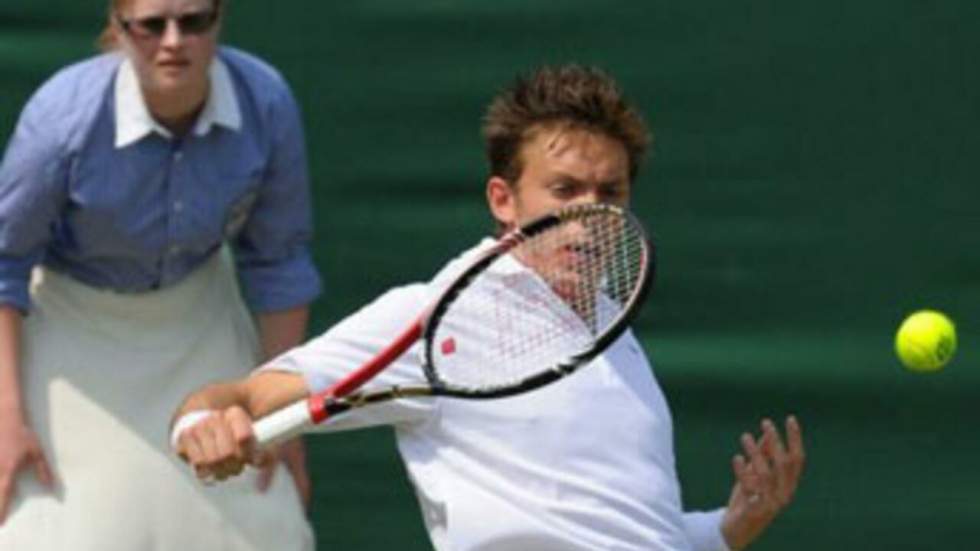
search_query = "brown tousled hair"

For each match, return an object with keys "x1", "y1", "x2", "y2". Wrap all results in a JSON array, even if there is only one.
[{"x1": 482, "y1": 64, "x2": 651, "y2": 184}]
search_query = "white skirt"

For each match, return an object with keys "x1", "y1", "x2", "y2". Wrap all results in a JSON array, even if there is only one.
[{"x1": 0, "y1": 250, "x2": 314, "y2": 551}]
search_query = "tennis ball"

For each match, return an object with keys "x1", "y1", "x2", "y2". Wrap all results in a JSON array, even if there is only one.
[{"x1": 895, "y1": 310, "x2": 957, "y2": 372}]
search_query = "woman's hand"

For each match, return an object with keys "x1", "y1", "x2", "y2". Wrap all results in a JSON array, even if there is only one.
[{"x1": 0, "y1": 416, "x2": 54, "y2": 524}]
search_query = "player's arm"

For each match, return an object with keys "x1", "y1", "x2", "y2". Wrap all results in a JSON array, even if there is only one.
[{"x1": 171, "y1": 370, "x2": 308, "y2": 481}]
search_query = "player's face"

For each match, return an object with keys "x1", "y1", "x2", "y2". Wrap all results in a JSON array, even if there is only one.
[
  {"x1": 116, "y1": 0, "x2": 219, "y2": 100},
  {"x1": 488, "y1": 126, "x2": 632, "y2": 306},
  {"x1": 487, "y1": 125, "x2": 631, "y2": 230}
]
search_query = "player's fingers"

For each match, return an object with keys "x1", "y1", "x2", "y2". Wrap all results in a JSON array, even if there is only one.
[
  {"x1": 785, "y1": 415, "x2": 805, "y2": 476},
  {"x1": 186, "y1": 441, "x2": 215, "y2": 481},
  {"x1": 732, "y1": 454, "x2": 760, "y2": 495},
  {"x1": 211, "y1": 414, "x2": 245, "y2": 464},
  {"x1": 732, "y1": 454, "x2": 750, "y2": 490},
  {"x1": 760, "y1": 419, "x2": 790, "y2": 502},
  {"x1": 741, "y1": 432, "x2": 772, "y2": 482},
  {"x1": 211, "y1": 415, "x2": 251, "y2": 480},
  {"x1": 780, "y1": 416, "x2": 805, "y2": 497},
  {"x1": 732, "y1": 454, "x2": 769, "y2": 514},
  {"x1": 178, "y1": 429, "x2": 205, "y2": 465},
  {"x1": 178, "y1": 429, "x2": 216, "y2": 482},
  {"x1": 188, "y1": 420, "x2": 224, "y2": 479},
  {"x1": 742, "y1": 432, "x2": 784, "y2": 513},
  {"x1": 224, "y1": 407, "x2": 257, "y2": 463}
]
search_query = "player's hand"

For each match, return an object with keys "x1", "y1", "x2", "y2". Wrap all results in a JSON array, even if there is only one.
[
  {"x1": 175, "y1": 406, "x2": 275, "y2": 482},
  {"x1": 721, "y1": 416, "x2": 805, "y2": 551},
  {"x1": 256, "y1": 437, "x2": 311, "y2": 509},
  {"x1": 0, "y1": 417, "x2": 55, "y2": 524}
]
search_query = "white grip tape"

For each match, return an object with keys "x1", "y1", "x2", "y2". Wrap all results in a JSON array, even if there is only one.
[
  {"x1": 252, "y1": 400, "x2": 313, "y2": 448},
  {"x1": 170, "y1": 410, "x2": 215, "y2": 451}
]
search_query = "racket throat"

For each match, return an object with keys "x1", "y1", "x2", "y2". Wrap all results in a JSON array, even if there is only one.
[
  {"x1": 313, "y1": 386, "x2": 433, "y2": 422},
  {"x1": 310, "y1": 393, "x2": 351, "y2": 423}
]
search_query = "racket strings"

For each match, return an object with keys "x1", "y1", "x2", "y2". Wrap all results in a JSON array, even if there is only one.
[{"x1": 431, "y1": 208, "x2": 647, "y2": 391}]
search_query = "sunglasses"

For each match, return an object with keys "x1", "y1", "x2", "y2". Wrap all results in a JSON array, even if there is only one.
[{"x1": 116, "y1": 10, "x2": 219, "y2": 39}]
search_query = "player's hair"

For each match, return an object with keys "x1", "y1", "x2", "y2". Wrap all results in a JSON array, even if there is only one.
[
  {"x1": 96, "y1": 0, "x2": 223, "y2": 51},
  {"x1": 482, "y1": 64, "x2": 651, "y2": 185}
]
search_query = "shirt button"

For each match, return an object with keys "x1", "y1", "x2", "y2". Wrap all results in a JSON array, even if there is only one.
[
  {"x1": 169, "y1": 245, "x2": 181, "y2": 255},
  {"x1": 173, "y1": 201, "x2": 184, "y2": 212},
  {"x1": 174, "y1": 152, "x2": 184, "y2": 162}
]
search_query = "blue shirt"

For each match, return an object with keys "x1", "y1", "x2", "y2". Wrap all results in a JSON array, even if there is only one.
[{"x1": 0, "y1": 47, "x2": 321, "y2": 313}]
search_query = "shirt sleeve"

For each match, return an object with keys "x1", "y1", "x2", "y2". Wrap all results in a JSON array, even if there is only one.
[
  {"x1": 0, "y1": 86, "x2": 70, "y2": 312},
  {"x1": 232, "y1": 82, "x2": 321, "y2": 313},
  {"x1": 257, "y1": 283, "x2": 436, "y2": 430},
  {"x1": 683, "y1": 508, "x2": 731, "y2": 551}
]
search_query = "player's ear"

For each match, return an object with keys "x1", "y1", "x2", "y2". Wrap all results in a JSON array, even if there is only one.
[{"x1": 486, "y1": 176, "x2": 517, "y2": 228}]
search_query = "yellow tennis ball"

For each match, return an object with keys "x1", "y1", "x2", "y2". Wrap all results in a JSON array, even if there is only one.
[{"x1": 895, "y1": 310, "x2": 957, "y2": 372}]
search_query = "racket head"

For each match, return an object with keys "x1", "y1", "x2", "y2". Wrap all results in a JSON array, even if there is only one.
[{"x1": 422, "y1": 203, "x2": 654, "y2": 398}]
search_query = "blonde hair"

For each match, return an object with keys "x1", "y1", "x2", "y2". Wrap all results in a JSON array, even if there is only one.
[{"x1": 97, "y1": 0, "x2": 129, "y2": 51}]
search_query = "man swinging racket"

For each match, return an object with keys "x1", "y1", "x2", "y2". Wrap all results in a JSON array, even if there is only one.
[{"x1": 171, "y1": 64, "x2": 805, "y2": 551}]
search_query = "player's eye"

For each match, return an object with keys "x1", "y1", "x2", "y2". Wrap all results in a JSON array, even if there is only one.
[
  {"x1": 600, "y1": 184, "x2": 628, "y2": 200},
  {"x1": 550, "y1": 181, "x2": 580, "y2": 198}
]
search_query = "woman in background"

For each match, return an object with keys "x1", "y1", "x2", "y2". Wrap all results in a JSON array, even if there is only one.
[{"x1": 0, "y1": 0, "x2": 318, "y2": 548}]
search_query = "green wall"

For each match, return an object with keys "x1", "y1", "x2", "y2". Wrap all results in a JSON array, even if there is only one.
[{"x1": 2, "y1": 2, "x2": 978, "y2": 549}]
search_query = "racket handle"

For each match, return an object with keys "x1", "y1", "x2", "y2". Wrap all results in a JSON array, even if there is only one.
[{"x1": 253, "y1": 400, "x2": 312, "y2": 448}]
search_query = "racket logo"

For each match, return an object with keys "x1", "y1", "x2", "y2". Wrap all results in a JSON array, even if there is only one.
[{"x1": 440, "y1": 337, "x2": 457, "y2": 356}]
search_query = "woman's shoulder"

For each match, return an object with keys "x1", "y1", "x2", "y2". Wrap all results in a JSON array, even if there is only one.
[
  {"x1": 218, "y1": 47, "x2": 292, "y2": 96},
  {"x1": 31, "y1": 53, "x2": 121, "y2": 109},
  {"x1": 17, "y1": 53, "x2": 121, "y2": 143}
]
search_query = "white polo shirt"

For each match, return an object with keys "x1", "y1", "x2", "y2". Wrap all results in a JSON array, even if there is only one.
[{"x1": 267, "y1": 239, "x2": 729, "y2": 551}]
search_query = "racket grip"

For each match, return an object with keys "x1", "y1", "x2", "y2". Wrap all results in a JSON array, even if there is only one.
[{"x1": 253, "y1": 400, "x2": 313, "y2": 448}]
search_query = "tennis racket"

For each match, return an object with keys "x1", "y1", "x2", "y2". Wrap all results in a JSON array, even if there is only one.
[{"x1": 254, "y1": 203, "x2": 654, "y2": 447}]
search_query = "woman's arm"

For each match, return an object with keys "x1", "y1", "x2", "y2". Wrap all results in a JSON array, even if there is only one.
[
  {"x1": 0, "y1": 306, "x2": 24, "y2": 422},
  {"x1": 0, "y1": 305, "x2": 54, "y2": 524},
  {"x1": 256, "y1": 305, "x2": 309, "y2": 362}
]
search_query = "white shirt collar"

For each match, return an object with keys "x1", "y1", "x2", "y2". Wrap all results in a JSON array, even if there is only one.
[{"x1": 114, "y1": 57, "x2": 242, "y2": 148}]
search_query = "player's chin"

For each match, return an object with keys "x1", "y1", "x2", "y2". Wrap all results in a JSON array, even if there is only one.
[{"x1": 551, "y1": 276, "x2": 586, "y2": 302}]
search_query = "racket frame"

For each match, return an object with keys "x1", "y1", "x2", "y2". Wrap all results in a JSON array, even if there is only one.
[{"x1": 253, "y1": 203, "x2": 652, "y2": 446}]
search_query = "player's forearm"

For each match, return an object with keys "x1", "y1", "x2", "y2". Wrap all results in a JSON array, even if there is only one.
[
  {"x1": 0, "y1": 306, "x2": 25, "y2": 421},
  {"x1": 172, "y1": 370, "x2": 308, "y2": 426},
  {"x1": 256, "y1": 305, "x2": 309, "y2": 362}
]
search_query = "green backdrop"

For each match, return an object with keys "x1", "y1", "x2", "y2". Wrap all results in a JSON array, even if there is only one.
[{"x1": 2, "y1": 2, "x2": 978, "y2": 549}]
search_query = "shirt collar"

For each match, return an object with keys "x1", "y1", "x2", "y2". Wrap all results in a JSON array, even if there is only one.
[{"x1": 114, "y1": 57, "x2": 242, "y2": 148}]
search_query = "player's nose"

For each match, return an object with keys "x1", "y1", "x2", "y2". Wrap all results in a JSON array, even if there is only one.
[{"x1": 568, "y1": 189, "x2": 601, "y2": 206}]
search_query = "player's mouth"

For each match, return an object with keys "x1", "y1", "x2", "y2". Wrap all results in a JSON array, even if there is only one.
[{"x1": 558, "y1": 242, "x2": 601, "y2": 266}]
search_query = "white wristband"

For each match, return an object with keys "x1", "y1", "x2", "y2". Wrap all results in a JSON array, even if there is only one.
[
  {"x1": 682, "y1": 508, "x2": 730, "y2": 551},
  {"x1": 170, "y1": 410, "x2": 215, "y2": 451}
]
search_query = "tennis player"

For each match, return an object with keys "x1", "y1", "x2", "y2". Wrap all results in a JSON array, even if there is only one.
[{"x1": 172, "y1": 65, "x2": 805, "y2": 551}]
